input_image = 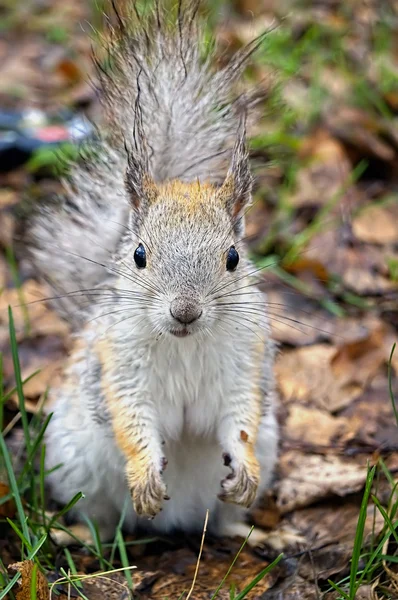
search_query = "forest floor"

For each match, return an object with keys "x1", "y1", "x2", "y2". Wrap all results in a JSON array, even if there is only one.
[{"x1": 0, "y1": 0, "x2": 398, "y2": 598}]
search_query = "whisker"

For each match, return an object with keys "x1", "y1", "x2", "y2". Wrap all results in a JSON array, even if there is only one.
[{"x1": 214, "y1": 313, "x2": 264, "y2": 342}]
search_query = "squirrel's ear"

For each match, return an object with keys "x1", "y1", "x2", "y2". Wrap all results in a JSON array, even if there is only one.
[
  {"x1": 125, "y1": 149, "x2": 158, "y2": 211},
  {"x1": 217, "y1": 119, "x2": 252, "y2": 224}
]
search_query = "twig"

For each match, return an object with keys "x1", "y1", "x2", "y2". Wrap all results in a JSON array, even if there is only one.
[{"x1": 186, "y1": 509, "x2": 209, "y2": 600}]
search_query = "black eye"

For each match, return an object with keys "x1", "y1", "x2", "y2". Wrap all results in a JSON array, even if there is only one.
[
  {"x1": 226, "y1": 246, "x2": 239, "y2": 271},
  {"x1": 134, "y1": 243, "x2": 146, "y2": 268}
]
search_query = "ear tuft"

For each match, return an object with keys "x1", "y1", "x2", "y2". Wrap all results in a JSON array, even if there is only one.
[
  {"x1": 125, "y1": 148, "x2": 158, "y2": 210},
  {"x1": 217, "y1": 116, "x2": 253, "y2": 222}
]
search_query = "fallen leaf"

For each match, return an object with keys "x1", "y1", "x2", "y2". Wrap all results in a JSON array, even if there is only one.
[
  {"x1": 277, "y1": 453, "x2": 369, "y2": 513},
  {"x1": 0, "y1": 280, "x2": 70, "y2": 340},
  {"x1": 352, "y1": 203, "x2": 398, "y2": 245},
  {"x1": 0, "y1": 481, "x2": 16, "y2": 518},
  {"x1": 265, "y1": 576, "x2": 320, "y2": 600},
  {"x1": 7, "y1": 560, "x2": 49, "y2": 600},
  {"x1": 290, "y1": 130, "x2": 352, "y2": 208},
  {"x1": 289, "y1": 502, "x2": 384, "y2": 581},
  {"x1": 306, "y1": 228, "x2": 398, "y2": 295},
  {"x1": 276, "y1": 322, "x2": 388, "y2": 412},
  {"x1": 331, "y1": 323, "x2": 387, "y2": 386},
  {"x1": 325, "y1": 106, "x2": 396, "y2": 162},
  {"x1": 275, "y1": 344, "x2": 359, "y2": 412},
  {"x1": 0, "y1": 189, "x2": 19, "y2": 208},
  {"x1": 284, "y1": 405, "x2": 350, "y2": 446},
  {"x1": 2, "y1": 334, "x2": 66, "y2": 409}
]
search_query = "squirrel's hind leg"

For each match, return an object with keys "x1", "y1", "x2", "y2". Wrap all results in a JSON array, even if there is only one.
[{"x1": 49, "y1": 522, "x2": 115, "y2": 547}]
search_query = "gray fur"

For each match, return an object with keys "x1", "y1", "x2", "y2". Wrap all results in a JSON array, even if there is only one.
[{"x1": 26, "y1": 0, "x2": 267, "y2": 325}]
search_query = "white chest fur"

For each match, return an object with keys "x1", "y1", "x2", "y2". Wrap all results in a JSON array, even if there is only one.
[{"x1": 149, "y1": 335, "x2": 229, "y2": 440}]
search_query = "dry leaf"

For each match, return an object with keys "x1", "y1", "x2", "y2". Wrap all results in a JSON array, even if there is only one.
[
  {"x1": 275, "y1": 344, "x2": 359, "y2": 412},
  {"x1": 353, "y1": 204, "x2": 398, "y2": 245},
  {"x1": 7, "y1": 560, "x2": 49, "y2": 600},
  {"x1": 306, "y1": 228, "x2": 397, "y2": 295},
  {"x1": 277, "y1": 453, "x2": 369, "y2": 513},
  {"x1": 325, "y1": 106, "x2": 395, "y2": 162},
  {"x1": 0, "y1": 280, "x2": 70, "y2": 340},
  {"x1": 289, "y1": 502, "x2": 384, "y2": 580},
  {"x1": 331, "y1": 324, "x2": 387, "y2": 386},
  {"x1": 289, "y1": 130, "x2": 351, "y2": 208},
  {"x1": 284, "y1": 405, "x2": 350, "y2": 446},
  {"x1": 0, "y1": 481, "x2": 16, "y2": 518},
  {"x1": 276, "y1": 322, "x2": 387, "y2": 412},
  {"x1": 0, "y1": 189, "x2": 19, "y2": 208}
]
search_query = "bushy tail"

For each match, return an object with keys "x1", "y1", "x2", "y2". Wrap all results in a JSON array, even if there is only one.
[{"x1": 26, "y1": 0, "x2": 268, "y2": 326}]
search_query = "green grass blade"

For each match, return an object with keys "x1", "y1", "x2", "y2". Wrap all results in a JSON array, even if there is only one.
[
  {"x1": 110, "y1": 495, "x2": 129, "y2": 565},
  {"x1": 0, "y1": 370, "x2": 41, "y2": 408},
  {"x1": 0, "y1": 429, "x2": 31, "y2": 546},
  {"x1": 6, "y1": 518, "x2": 32, "y2": 552},
  {"x1": 39, "y1": 444, "x2": 47, "y2": 528},
  {"x1": 328, "y1": 579, "x2": 350, "y2": 600},
  {"x1": 64, "y1": 548, "x2": 83, "y2": 589},
  {"x1": 0, "y1": 573, "x2": 20, "y2": 600},
  {"x1": 357, "y1": 520, "x2": 398, "y2": 585},
  {"x1": 233, "y1": 553, "x2": 283, "y2": 600},
  {"x1": 83, "y1": 517, "x2": 106, "y2": 571},
  {"x1": 30, "y1": 563, "x2": 38, "y2": 600},
  {"x1": 349, "y1": 464, "x2": 376, "y2": 600},
  {"x1": 0, "y1": 353, "x2": 4, "y2": 432},
  {"x1": 18, "y1": 414, "x2": 52, "y2": 482},
  {"x1": 116, "y1": 529, "x2": 134, "y2": 591},
  {"x1": 211, "y1": 527, "x2": 254, "y2": 600},
  {"x1": 8, "y1": 306, "x2": 31, "y2": 452},
  {"x1": 388, "y1": 343, "x2": 397, "y2": 426},
  {"x1": 59, "y1": 567, "x2": 90, "y2": 600},
  {"x1": 371, "y1": 495, "x2": 398, "y2": 545},
  {"x1": 47, "y1": 492, "x2": 83, "y2": 527},
  {"x1": 5, "y1": 246, "x2": 30, "y2": 337}
]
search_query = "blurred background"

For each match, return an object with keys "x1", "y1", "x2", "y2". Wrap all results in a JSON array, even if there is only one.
[{"x1": 1, "y1": 1, "x2": 398, "y2": 598}]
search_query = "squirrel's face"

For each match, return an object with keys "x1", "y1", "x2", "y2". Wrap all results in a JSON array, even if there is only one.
[
  {"x1": 123, "y1": 129, "x2": 259, "y2": 339},
  {"x1": 123, "y1": 180, "x2": 262, "y2": 340}
]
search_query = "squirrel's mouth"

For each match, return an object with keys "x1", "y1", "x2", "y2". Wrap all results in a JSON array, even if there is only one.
[{"x1": 169, "y1": 328, "x2": 191, "y2": 338}]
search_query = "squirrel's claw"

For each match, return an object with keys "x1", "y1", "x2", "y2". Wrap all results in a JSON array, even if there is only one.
[
  {"x1": 129, "y1": 459, "x2": 168, "y2": 518},
  {"x1": 219, "y1": 456, "x2": 259, "y2": 508}
]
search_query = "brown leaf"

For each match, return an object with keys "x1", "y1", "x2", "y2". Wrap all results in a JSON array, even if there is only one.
[
  {"x1": 265, "y1": 576, "x2": 320, "y2": 600},
  {"x1": 325, "y1": 106, "x2": 395, "y2": 162},
  {"x1": 289, "y1": 502, "x2": 385, "y2": 580},
  {"x1": 0, "y1": 481, "x2": 16, "y2": 518},
  {"x1": 306, "y1": 228, "x2": 397, "y2": 295},
  {"x1": 275, "y1": 322, "x2": 388, "y2": 412},
  {"x1": 289, "y1": 130, "x2": 351, "y2": 208},
  {"x1": 277, "y1": 453, "x2": 369, "y2": 513},
  {"x1": 0, "y1": 189, "x2": 19, "y2": 208},
  {"x1": 331, "y1": 324, "x2": 387, "y2": 387},
  {"x1": 136, "y1": 543, "x2": 280, "y2": 599},
  {"x1": 275, "y1": 344, "x2": 359, "y2": 412},
  {"x1": 0, "y1": 280, "x2": 70, "y2": 340},
  {"x1": 352, "y1": 203, "x2": 398, "y2": 245},
  {"x1": 284, "y1": 405, "x2": 351, "y2": 446},
  {"x1": 7, "y1": 560, "x2": 49, "y2": 600}
]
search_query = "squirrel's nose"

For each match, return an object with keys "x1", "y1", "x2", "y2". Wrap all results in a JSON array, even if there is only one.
[{"x1": 170, "y1": 298, "x2": 202, "y2": 324}]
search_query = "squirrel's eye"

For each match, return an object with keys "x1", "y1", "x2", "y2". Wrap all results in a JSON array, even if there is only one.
[
  {"x1": 226, "y1": 246, "x2": 239, "y2": 271},
  {"x1": 134, "y1": 243, "x2": 146, "y2": 269}
]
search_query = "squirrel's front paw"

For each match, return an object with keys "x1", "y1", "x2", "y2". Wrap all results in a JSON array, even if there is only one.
[
  {"x1": 218, "y1": 453, "x2": 259, "y2": 508},
  {"x1": 128, "y1": 458, "x2": 169, "y2": 519}
]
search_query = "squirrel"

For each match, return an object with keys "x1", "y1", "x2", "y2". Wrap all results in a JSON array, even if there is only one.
[{"x1": 27, "y1": 0, "x2": 278, "y2": 546}]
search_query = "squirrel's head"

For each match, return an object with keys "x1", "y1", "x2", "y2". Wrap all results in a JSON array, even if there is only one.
[{"x1": 122, "y1": 128, "x2": 260, "y2": 339}]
